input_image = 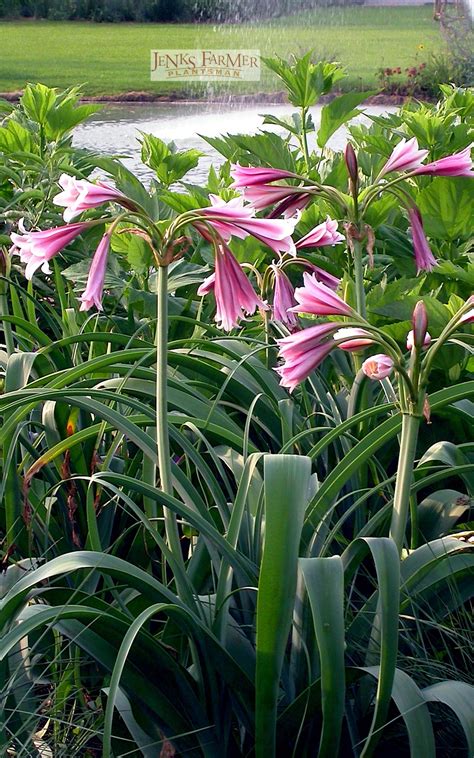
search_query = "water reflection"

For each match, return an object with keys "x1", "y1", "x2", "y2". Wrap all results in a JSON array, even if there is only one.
[{"x1": 73, "y1": 102, "x2": 396, "y2": 183}]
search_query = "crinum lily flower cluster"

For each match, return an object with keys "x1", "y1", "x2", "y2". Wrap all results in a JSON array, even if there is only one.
[{"x1": 8, "y1": 138, "x2": 473, "y2": 393}]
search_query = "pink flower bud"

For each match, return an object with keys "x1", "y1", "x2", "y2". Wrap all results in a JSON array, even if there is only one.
[
  {"x1": 406, "y1": 330, "x2": 431, "y2": 351},
  {"x1": 344, "y1": 143, "x2": 359, "y2": 184},
  {"x1": 362, "y1": 354, "x2": 394, "y2": 381},
  {"x1": 410, "y1": 300, "x2": 429, "y2": 349},
  {"x1": 334, "y1": 327, "x2": 374, "y2": 351}
]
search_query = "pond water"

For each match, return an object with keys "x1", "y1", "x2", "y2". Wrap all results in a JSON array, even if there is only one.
[{"x1": 73, "y1": 101, "x2": 396, "y2": 183}]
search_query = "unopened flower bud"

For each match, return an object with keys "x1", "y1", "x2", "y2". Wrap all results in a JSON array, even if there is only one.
[
  {"x1": 0, "y1": 247, "x2": 10, "y2": 277},
  {"x1": 362, "y1": 354, "x2": 394, "y2": 381},
  {"x1": 345, "y1": 143, "x2": 359, "y2": 185},
  {"x1": 334, "y1": 327, "x2": 373, "y2": 351},
  {"x1": 411, "y1": 300, "x2": 429, "y2": 348}
]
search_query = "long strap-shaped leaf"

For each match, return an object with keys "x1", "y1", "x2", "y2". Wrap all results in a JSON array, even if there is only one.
[
  {"x1": 343, "y1": 537, "x2": 400, "y2": 758},
  {"x1": 255, "y1": 454, "x2": 311, "y2": 758},
  {"x1": 102, "y1": 603, "x2": 222, "y2": 758},
  {"x1": 300, "y1": 556, "x2": 345, "y2": 758},
  {"x1": 422, "y1": 680, "x2": 474, "y2": 755},
  {"x1": 361, "y1": 667, "x2": 436, "y2": 757}
]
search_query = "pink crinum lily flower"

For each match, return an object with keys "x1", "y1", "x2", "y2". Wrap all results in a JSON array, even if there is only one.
[
  {"x1": 334, "y1": 327, "x2": 374, "y2": 351},
  {"x1": 271, "y1": 265, "x2": 298, "y2": 329},
  {"x1": 413, "y1": 145, "x2": 473, "y2": 178},
  {"x1": 407, "y1": 206, "x2": 438, "y2": 273},
  {"x1": 230, "y1": 164, "x2": 311, "y2": 218},
  {"x1": 230, "y1": 164, "x2": 297, "y2": 187},
  {"x1": 53, "y1": 174, "x2": 128, "y2": 222},
  {"x1": 290, "y1": 272, "x2": 355, "y2": 317},
  {"x1": 295, "y1": 217, "x2": 345, "y2": 249},
  {"x1": 197, "y1": 243, "x2": 266, "y2": 332},
  {"x1": 380, "y1": 137, "x2": 429, "y2": 177},
  {"x1": 243, "y1": 185, "x2": 311, "y2": 218},
  {"x1": 196, "y1": 195, "x2": 297, "y2": 255},
  {"x1": 362, "y1": 354, "x2": 394, "y2": 380},
  {"x1": 275, "y1": 323, "x2": 339, "y2": 392},
  {"x1": 10, "y1": 220, "x2": 92, "y2": 279},
  {"x1": 80, "y1": 232, "x2": 111, "y2": 311}
]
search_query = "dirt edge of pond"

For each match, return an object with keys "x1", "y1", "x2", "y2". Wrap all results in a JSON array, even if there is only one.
[{"x1": 0, "y1": 90, "x2": 425, "y2": 106}]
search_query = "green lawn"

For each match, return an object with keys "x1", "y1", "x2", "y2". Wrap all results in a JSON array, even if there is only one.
[{"x1": 0, "y1": 8, "x2": 441, "y2": 96}]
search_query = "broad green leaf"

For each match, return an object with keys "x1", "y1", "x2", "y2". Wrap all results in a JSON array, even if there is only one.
[
  {"x1": 423, "y1": 680, "x2": 474, "y2": 755},
  {"x1": 343, "y1": 538, "x2": 400, "y2": 758},
  {"x1": 417, "y1": 178, "x2": 473, "y2": 240},
  {"x1": 362, "y1": 667, "x2": 436, "y2": 757},
  {"x1": 318, "y1": 91, "x2": 375, "y2": 147},
  {"x1": 300, "y1": 556, "x2": 345, "y2": 758},
  {"x1": 417, "y1": 489, "x2": 471, "y2": 541},
  {"x1": 255, "y1": 455, "x2": 311, "y2": 758}
]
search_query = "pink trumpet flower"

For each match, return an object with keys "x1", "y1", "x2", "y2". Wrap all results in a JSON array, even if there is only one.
[
  {"x1": 10, "y1": 220, "x2": 92, "y2": 279},
  {"x1": 79, "y1": 233, "x2": 111, "y2": 311},
  {"x1": 407, "y1": 206, "x2": 438, "y2": 273},
  {"x1": 413, "y1": 146, "x2": 473, "y2": 177},
  {"x1": 334, "y1": 327, "x2": 374, "y2": 351},
  {"x1": 197, "y1": 195, "x2": 297, "y2": 255},
  {"x1": 406, "y1": 329, "x2": 431, "y2": 351},
  {"x1": 304, "y1": 263, "x2": 340, "y2": 291},
  {"x1": 197, "y1": 243, "x2": 265, "y2": 332},
  {"x1": 243, "y1": 184, "x2": 310, "y2": 218},
  {"x1": 271, "y1": 266, "x2": 298, "y2": 329},
  {"x1": 53, "y1": 173, "x2": 127, "y2": 222},
  {"x1": 380, "y1": 137, "x2": 429, "y2": 177},
  {"x1": 230, "y1": 164, "x2": 296, "y2": 187},
  {"x1": 269, "y1": 193, "x2": 311, "y2": 219},
  {"x1": 197, "y1": 272, "x2": 215, "y2": 296},
  {"x1": 276, "y1": 323, "x2": 338, "y2": 391},
  {"x1": 362, "y1": 354, "x2": 394, "y2": 380},
  {"x1": 295, "y1": 217, "x2": 345, "y2": 249},
  {"x1": 290, "y1": 272, "x2": 354, "y2": 317}
]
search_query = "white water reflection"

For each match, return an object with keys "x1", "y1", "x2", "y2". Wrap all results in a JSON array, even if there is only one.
[{"x1": 73, "y1": 101, "x2": 396, "y2": 183}]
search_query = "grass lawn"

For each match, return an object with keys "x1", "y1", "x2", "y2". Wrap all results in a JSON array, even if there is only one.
[{"x1": 0, "y1": 8, "x2": 441, "y2": 96}]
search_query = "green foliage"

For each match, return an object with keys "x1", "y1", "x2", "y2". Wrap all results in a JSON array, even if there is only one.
[
  {"x1": 262, "y1": 53, "x2": 345, "y2": 108},
  {"x1": 140, "y1": 133, "x2": 203, "y2": 186},
  {"x1": 0, "y1": 73, "x2": 473, "y2": 757}
]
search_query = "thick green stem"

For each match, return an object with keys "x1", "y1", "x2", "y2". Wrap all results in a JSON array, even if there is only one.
[
  {"x1": 301, "y1": 107, "x2": 311, "y2": 172},
  {"x1": 389, "y1": 413, "x2": 421, "y2": 553},
  {"x1": 156, "y1": 265, "x2": 181, "y2": 555},
  {"x1": 352, "y1": 238, "x2": 367, "y2": 320},
  {"x1": 350, "y1": 238, "x2": 367, "y2": 374}
]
